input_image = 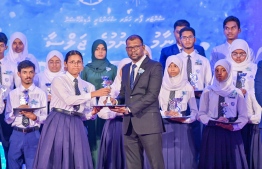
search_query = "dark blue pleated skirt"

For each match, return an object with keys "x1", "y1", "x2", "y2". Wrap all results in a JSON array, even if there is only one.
[
  {"x1": 242, "y1": 123, "x2": 262, "y2": 169},
  {"x1": 144, "y1": 119, "x2": 197, "y2": 169},
  {"x1": 97, "y1": 117, "x2": 125, "y2": 169},
  {"x1": 199, "y1": 125, "x2": 248, "y2": 169},
  {"x1": 33, "y1": 110, "x2": 93, "y2": 169}
]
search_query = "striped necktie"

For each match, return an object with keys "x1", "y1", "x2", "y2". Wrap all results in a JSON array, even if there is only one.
[
  {"x1": 187, "y1": 55, "x2": 192, "y2": 81},
  {"x1": 73, "y1": 78, "x2": 81, "y2": 111},
  {"x1": 130, "y1": 64, "x2": 137, "y2": 89}
]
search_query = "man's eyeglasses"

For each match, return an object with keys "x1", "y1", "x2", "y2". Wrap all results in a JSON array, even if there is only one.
[
  {"x1": 126, "y1": 45, "x2": 143, "y2": 51},
  {"x1": 180, "y1": 36, "x2": 195, "y2": 41}
]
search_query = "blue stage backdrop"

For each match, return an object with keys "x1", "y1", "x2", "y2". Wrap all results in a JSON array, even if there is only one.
[{"x1": 0, "y1": 0, "x2": 261, "y2": 70}]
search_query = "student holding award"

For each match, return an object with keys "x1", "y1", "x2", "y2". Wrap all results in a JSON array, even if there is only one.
[
  {"x1": 198, "y1": 59, "x2": 248, "y2": 169},
  {"x1": 5, "y1": 60, "x2": 47, "y2": 169}
]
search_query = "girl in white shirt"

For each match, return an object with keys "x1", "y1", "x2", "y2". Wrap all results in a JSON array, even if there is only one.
[
  {"x1": 198, "y1": 59, "x2": 248, "y2": 169},
  {"x1": 97, "y1": 58, "x2": 131, "y2": 169},
  {"x1": 158, "y1": 56, "x2": 198, "y2": 169},
  {"x1": 229, "y1": 39, "x2": 262, "y2": 169},
  {"x1": 33, "y1": 50, "x2": 110, "y2": 169}
]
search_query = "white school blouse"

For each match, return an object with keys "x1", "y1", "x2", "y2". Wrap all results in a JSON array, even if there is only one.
[
  {"x1": 5, "y1": 84, "x2": 47, "y2": 128},
  {"x1": 159, "y1": 83, "x2": 198, "y2": 123},
  {"x1": 198, "y1": 87, "x2": 248, "y2": 131},
  {"x1": 50, "y1": 71, "x2": 97, "y2": 120}
]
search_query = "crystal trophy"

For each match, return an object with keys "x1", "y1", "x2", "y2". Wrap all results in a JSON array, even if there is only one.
[
  {"x1": 169, "y1": 96, "x2": 183, "y2": 116},
  {"x1": 45, "y1": 83, "x2": 51, "y2": 95},
  {"x1": 101, "y1": 76, "x2": 113, "y2": 105},
  {"x1": 238, "y1": 72, "x2": 247, "y2": 88},
  {"x1": 190, "y1": 73, "x2": 198, "y2": 90},
  {"x1": 220, "y1": 102, "x2": 228, "y2": 118},
  {"x1": 20, "y1": 91, "x2": 29, "y2": 105},
  {"x1": 0, "y1": 85, "x2": 7, "y2": 99}
]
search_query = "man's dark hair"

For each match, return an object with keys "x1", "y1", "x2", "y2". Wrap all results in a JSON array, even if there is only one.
[
  {"x1": 223, "y1": 16, "x2": 240, "y2": 29},
  {"x1": 126, "y1": 35, "x2": 143, "y2": 45},
  {"x1": 179, "y1": 27, "x2": 196, "y2": 37},
  {"x1": 18, "y1": 60, "x2": 35, "y2": 72},
  {"x1": 174, "y1": 20, "x2": 190, "y2": 30},
  {"x1": 0, "y1": 32, "x2": 8, "y2": 45}
]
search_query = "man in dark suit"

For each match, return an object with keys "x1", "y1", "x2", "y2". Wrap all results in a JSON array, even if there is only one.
[
  {"x1": 159, "y1": 19, "x2": 206, "y2": 72},
  {"x1": 111, "y1": 35, "x2": 165, "y2": 169}
]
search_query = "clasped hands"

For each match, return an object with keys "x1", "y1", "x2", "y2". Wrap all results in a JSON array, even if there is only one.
[
  {"x1": 215, "y1": 116, "x2": 234, "y2": 131},
  {"x1": 164, "y1": 110, "x2": 186, "y2": 123}
]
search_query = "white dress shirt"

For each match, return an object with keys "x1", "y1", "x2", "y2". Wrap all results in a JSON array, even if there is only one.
[
  {"x1": 130, "y1": 55, "x2": 147, "y2": 80},
  {"x1": 0, "y1": 90, "x2": 4, "y2": 113},
  {"x1": 198, "y1": 87, "x2": 248, "y2": 131},
  {"x1": 50, "y1": 71, "x2": 97, "y2": 120},
  {"x1": 176, "y1": 51, "x2": 212, "y2": 90},
  {"x1": 0, "y1": 58, "x2": 16, "y2": 99},
  {"x1": 159, "y1": 83, "x2": 198, "y2": 123},
  {"x1": 5, "y1": 83, "x2": 47, "y2": 128}
]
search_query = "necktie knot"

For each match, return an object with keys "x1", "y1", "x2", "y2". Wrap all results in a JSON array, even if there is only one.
[
  {"x1": 74, "y1": 78, "x2": 78, "y2": 83},
  {"x1": 187, "y1": 55, "x2": 191, "y2": 59},
  {"x1": 132, "y1": 64, "x2": 137, "y2": 70},
  {"x1": 23, "y1": 89, "x2": 29, "y2": 95}
]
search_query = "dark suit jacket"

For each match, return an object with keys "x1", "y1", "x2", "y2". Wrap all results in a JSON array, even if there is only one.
[
  {"x1": 255, "y1": 61, "x2": 262, "y2": 106},
  {"x1": 117, "y1": 56, "x2": 164, "y2": 135},
  {"x1": 159, "y1": 44, "x2": 206, "y2": 72}
]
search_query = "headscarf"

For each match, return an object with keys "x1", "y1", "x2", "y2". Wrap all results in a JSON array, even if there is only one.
[
  {"x1": 86, "y1": 39, "x2": 110, "y2": 73},
  {"x1": 144, "y1": 45, "x2": 152, "y2": 59},
  {"x1": 161, "y1": 56, "x2": 188, "y2": 91},
  {"x1": 110, "y1": 58, "x2": 131, "y2": 98},
  {"x1": 209, "y1": 59, "x2": 236, "y2": 97},
  {"x1": 229, "y1": 39, "x2": 252, "y2": 71},
  {"x1": 6, "y1": 32, "x2": 29, "y2": 63},
  {"x1": 43, "y1": 50, "x2": 64, "y2": 82}
]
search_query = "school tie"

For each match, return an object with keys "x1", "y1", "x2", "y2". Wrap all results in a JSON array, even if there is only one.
[
  {"x1": 22, "y1": 90, "x2": 30, "y2": 127},
  {"x1": 130, "y1": 64, "x2": 137, "y2": 89},
  {"x1": 217, "y1": 95, "x2": 225, "y2": 118},
  {"x1": 167, "y1": 91, "x2": 176, "y2": 111},
  {"x1": 187, "y1": 55, "x2": 192, "y2": 81},
  {"x1": 73, "y1": 78, "x2": 81, "y2": 111},
  {"x1": 236, "y1": 71, "x2": 243, "y2": 88},
  {"x1": 0, "y1": 62, "x2": 2, "y2": 85}
]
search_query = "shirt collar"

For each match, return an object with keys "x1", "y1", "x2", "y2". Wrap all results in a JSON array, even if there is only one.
[
  {"x1": 181, "y1": 50, "x2": 196, "y2": 58},
  {"x1": 19, "y1": 83, "x2": 36, "y2": 92},
  {"x1": 65, "y1": 71, "x2": 80, "y2": 82},
  {"x1": 131, "y1": 55, "x2": 147, "y2": 68},
  {"x1": 225, "y1": 41, "x2": 231, "y2": 48}
]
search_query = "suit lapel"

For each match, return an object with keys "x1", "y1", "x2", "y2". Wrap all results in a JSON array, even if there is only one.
[
  {"x1": 125, "y1": 63, "x2": 132, "y2": 89},
  {"x1": 172, "y1": 44, "x2": 179, "y2": 55},
  {"x1": 132, "y1": 57, "x2": 150, "y2": 90}
]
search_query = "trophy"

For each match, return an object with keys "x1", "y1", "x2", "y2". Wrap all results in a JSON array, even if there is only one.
[
  {"x1": 190, "y1": 73, "x2": 198, "y2": 90},
  {"x1": 101, "y1": 76, "x2": 113, "y2": 105},
  {"x1": 169, "y1": 96, "x2": 183, "y2": 116},
  {"x1": 238, "y1": 72, "x2": 247, "y2": 88},
  {"x1": 0, "y1": 85, "x2": 7, "y2": 99},
  {"x1": 20, "y1": 91, "x2": 29, "y2": 105},
  {"x1": 220, "y1": 102, "x2": 228, "y2": 117},
  {"x1": 45, "y1": 83, "x2": 51, "y2": 95}
]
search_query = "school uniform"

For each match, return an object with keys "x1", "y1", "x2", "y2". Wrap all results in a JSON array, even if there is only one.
[
  {"x1": 229, "y1": 39, "x2": 262, "y2": 169},
  {"x1": 33, "y1": 71, "x2": 96, "y2": 169},
  {"x1": 198, "y1": 59, "x2": 248, "y2": 169},
  {"x1": 5, "y1": 84, "x2": 47, "y2": 169}
]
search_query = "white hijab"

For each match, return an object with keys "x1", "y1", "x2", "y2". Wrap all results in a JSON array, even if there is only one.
[
  {"x1": 110, "y1": 58, "x2": 131, "y2": 98},
  {"x1": 6, "y1": 32, "x2": 29, "y2": 63},
  {"x1": 229, "y1": 39, "x2": 252, "y2": 71},
  {"x1": 209, "y1": 59, "x2": 236, "y2": 97},
  {"x1": 161, "y1": 56, "x2": 188, "y2": 91},
  {"x1": 43, "y1": 50, "x2": 64, "y2": 82}
]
